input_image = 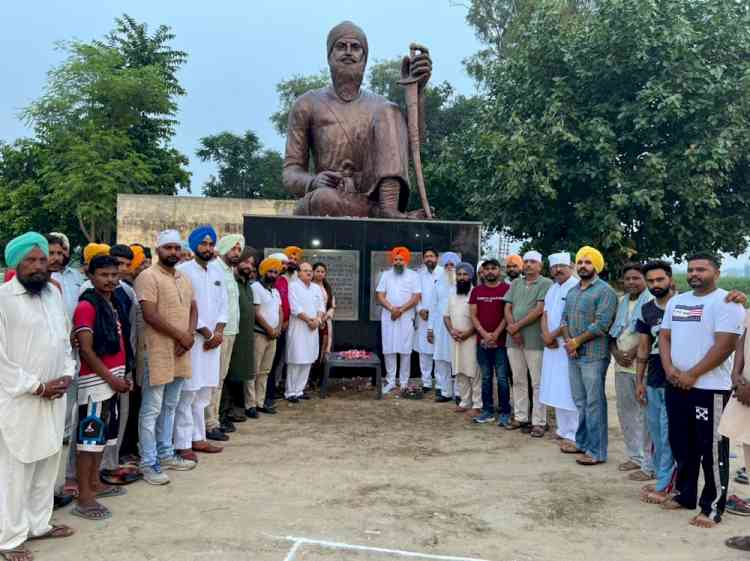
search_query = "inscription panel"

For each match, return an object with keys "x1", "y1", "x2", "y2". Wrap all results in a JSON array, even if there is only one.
[{"x1": 264, "y1": 248, "x2": 360, "y2": 321}]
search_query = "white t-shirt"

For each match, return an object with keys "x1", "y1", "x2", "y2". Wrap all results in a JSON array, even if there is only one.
[
  {"x1": 251, "y1": 281, "x2": 281, "y2": 330},
  {"x1": 662, "y1": 288, "x2": 745, "y2": 390}
]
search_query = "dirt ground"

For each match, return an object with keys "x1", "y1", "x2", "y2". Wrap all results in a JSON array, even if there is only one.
[{"x1": 35, "y1": 376, "x2": 750, "y2": 561}]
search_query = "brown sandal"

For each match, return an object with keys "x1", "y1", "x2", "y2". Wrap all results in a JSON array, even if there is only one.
[
  {"x1": 0, "y1": 545, "x2": 32, "y2": 561},
  {"x1": 560, "y1": 441, "x2": 583, "y2": 454},
  {"x1": 628, "y1": 470, "x2": 656, "y2": 482},
  {"x1": 28, "y1": 524, "x2": 75, "y2": 540},
  {"x1": 576, "y1": 454, "x2": 605, "y2": 466},
  {"x1": 530, "y1": 426, "x2": 545, "y2": 438},
  {"x1": 726, "y1": 536, "x2": 750, "y2": 552}
]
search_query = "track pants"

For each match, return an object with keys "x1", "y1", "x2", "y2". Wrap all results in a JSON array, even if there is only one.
[{"x1": 665, "y1": 385, "x2": 729, "y2": 521}]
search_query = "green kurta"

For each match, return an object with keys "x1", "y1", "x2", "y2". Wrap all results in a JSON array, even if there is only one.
[{"x1": 227, "y1": 277, "x2": 256, "y2": 382}]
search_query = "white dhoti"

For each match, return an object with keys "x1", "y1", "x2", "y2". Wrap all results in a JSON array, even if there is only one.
[
  {"x1": 0, "y1": 433, "x2": 61, "y2": 550},
  {"x1": 540, "y1": 346, "x2": 579, "y2": 439},
  {"x1": 173, "y1": 386, "x2": 211, "y2": 448},
  {"x1": 286, "y1": 363, "x2": 313, "y2": 398},
  {"x1": 435, "y1": 360, "x2": 453, "y2": 396}
]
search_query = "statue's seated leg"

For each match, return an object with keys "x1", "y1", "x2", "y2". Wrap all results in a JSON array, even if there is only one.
[
  {"x1": 295, "y1": 187, "x2": 371, "y2": 217},
  {"x1": 373, "y1": 178, "x2": 408, "y2": 219}
]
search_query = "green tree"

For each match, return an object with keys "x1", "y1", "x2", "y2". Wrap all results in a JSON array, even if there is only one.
[
  {"x1": 449, "y1": 0, "x2": 750, "y2": 271},
  {"x1": 14, "y1": 14, "x2": 190, "y2": 242},
  {"x1": 197, "y1": 130, "x2": 289, "y2": 199}
]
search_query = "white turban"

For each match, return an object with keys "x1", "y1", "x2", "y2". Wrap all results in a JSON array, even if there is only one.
[
  {"x1": 49, "y1": 232, "x2": 70, "y2": 251},
  {"x1": 549, "y1": 252, "x2": 571, "y2": 267},
  {"x1": 157, "y1": 229, "x2": 181, "y2": 248},
  {"x1": 523, "y1": 250, "x2": 543, "y2": 263},
  {"x1": 268, "y1": 252, "x2": 289, "y2": 263}
]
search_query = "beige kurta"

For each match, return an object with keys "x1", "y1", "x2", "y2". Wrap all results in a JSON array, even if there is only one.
[
  {"x1": 446, "y1": 293, "x2": 478, "y2": 377},
  {"x1": 719, "y1": 310, "x2": 750, "y2": 443},
  {"x1": 0, "y1": 278, "x2": 75, "y2": 463}
]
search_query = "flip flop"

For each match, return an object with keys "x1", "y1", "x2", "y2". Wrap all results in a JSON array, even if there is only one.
[
  {"x1": 100, "y1": 468, "x2": 142, "y2": 486},
  {"x1": 96, "y1": 486, "x2": 127, "y2": 498},
  {"x1": 0, "y1": 545, "x2": 32, "y2": 561},
  {"x1": 576, "y1": 455, "x2": 605, "y2": 466},
  {"x1": 726, "y1": 536, "x2": 750, "y2": 552},
  {"x1": 71, "y1": 503, "x2": 112, "y2": 521},
  {"x1": 28, "y1": 524, "x2": 75, "y2": 540},
  {"x1": 628, "y1": 470, "x2": 656, "y2": 482}
]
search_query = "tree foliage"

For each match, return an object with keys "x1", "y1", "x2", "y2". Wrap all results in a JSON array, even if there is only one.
[
  {"x1": 0, "y1": 14, "x2": 190, "y2": 245},
  {"x1": 270, "y1": 71, "x2": 329, "y2": 136},
  {"x1": 197, "y1": 131, "x2": 289, "y2": 199},
  {"x1": 447, "y1": 0, "x2": 750, "y2": 270}
]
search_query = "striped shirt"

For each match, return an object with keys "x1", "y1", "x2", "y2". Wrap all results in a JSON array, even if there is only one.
[{"x1": 561, "y1": 277, "x2": 618, "y2": 361}]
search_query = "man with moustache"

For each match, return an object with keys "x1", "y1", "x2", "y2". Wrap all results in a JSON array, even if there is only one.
[
  {"x1": 223, "y1": 247, "x2": 258, "y2": 426},
  {"x1": 266, "y1": 252, "x2": 290, "y2": 409},
  {"x1": 205, "y1": 234, "x2": 245, "y2": 441},
  {"x1": 283, "y1": 21, "x2": 432, "y2": 218},
  {"x1": 540, "y1": 253, "x2": 580, "y2": 447},
  {"x1": 376, "y1": 247, "x2": 422, "y2": 394},
  {"x1": 414, "y1": 248, "x2": 442, "y2": 393},
  {"x1": 659, "y1": 253, "x2": 744, "y2": 528},
  {"x1": 505, "y1": 255, "x2": 523, "y2": 282},
  {"x1": 561, "y1": 247, "x2": 618, "y2": 466},
  {"x1": 48, "y1": 233, "x2": 84, "y2": 319},
  {"x1": 429, "y1": 252, "x2": 461, "y2": 402},
  {"x1": 504, "y1": 251, "x2": 552, "y2": 436},
  {"x1": 0, "y1": 233, "x2": 76, "y2": 560},
  {"x1": 175, "y1": 226, "x2": 228, "y2": 454},
  {"x1": 246, "y1": 257, "x2": 283, "y2": 416},
  {"x1": 286, "y1": 262, "x2": 326, "y2": 402},
  {"x1": 136, "y1": 230, "x2": 197, "y2": 485}
]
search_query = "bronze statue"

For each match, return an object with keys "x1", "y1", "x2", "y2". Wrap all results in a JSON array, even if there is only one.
[{"x1": 283, "y1": 21, "x2": 432, "y2": 219}]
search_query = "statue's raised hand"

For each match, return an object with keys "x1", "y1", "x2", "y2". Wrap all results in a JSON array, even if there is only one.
[
  {"x1": 310, "y1": 171, "x2": 343, "y2": 192},
  {"x1": 401, "y1": 43, "x2": 431, "y2": 89}
]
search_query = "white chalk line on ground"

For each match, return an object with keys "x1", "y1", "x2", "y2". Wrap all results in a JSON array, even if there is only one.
[{"x1": 279, "y1": 535, "x2": 493, "y2": 561}]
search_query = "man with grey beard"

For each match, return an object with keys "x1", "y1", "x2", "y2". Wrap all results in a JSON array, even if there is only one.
[{"x1": 283, "y1": 21, "x2": 432, "y2": 218}]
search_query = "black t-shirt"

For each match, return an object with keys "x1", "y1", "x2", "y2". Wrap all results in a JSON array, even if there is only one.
[{"x1": 635, "y1": 300, "x2": 666, "y2": 387}]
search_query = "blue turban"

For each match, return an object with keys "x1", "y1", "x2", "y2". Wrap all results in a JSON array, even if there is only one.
[
  {"x1": 456, "y1": 262, "x2": 475, "y2": 280},
  {"x1": 5, "y1": 232, "x2": 49, "y2": 268},
  {"x1": 188, "y1": 225, "x2": 217, "y2": 253},
  {"x1": 438, "y1": 252, "x2": 460, "y2": 267}
]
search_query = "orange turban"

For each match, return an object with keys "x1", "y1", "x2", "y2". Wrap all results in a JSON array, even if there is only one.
[
  {"x1": 259, "y1": 257, "x2": 282, "y2": 277},
  {"x1": 130, "y1": 245, "x2": 145, "y2": 272},
  {"x1": 284, "y1": 246, "x2": 304, "y2": 261},
  {"x1": 505, "y1": 254, "x2": 523, "y2": 268},
  {"x1": 390, "y1": 246, "x2": 411, "y2": 264},
  {"x1": 83, "y1": 243, "x2": 110, "y2": 264}
]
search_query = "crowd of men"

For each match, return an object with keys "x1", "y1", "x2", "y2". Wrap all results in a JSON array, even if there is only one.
[{"x1": 3, "y1": 229, "x2": 750, "y2": 559}]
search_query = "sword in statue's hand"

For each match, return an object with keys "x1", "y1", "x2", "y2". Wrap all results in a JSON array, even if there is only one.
[{"x1": 399, "y1": 43, "x2": 433, "y2": 219}]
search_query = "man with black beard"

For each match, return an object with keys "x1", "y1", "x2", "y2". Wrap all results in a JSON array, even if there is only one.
[
  {"x1": 0, "y1": 232, "x2": 76, "y2": 558},
  {"x1": 283, "y1": 21, "x2": 432, "y2": 218},
  {"x1": 414, "y1": 248, "x2": 442, "y2": 393},
  {"x1": 505, "y1": 255, "x2": 523, "y2": 281}
]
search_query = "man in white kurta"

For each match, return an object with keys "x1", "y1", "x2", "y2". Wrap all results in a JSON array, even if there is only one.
[
  {"x1": 540, "y1": 252, "x2": 580, "y2": 443},
  {"x1": 429, "y1": 252, "x2": 460, "y2": 401},
  {"x1": 286, "y1": 263, "x2": 326, "y2": 401},
  {"x1": 174, "y1": 227, "x2": 228, "y2": 454},
  {"x1": 376, "y1": 247, "x2": 421, "y2": 394},
  {"x1": 1, "y1": 234, "x2": 76, "y2": 555},
  {"x1": 413, "y1": 249, "x2": 442, "y2": 392}
]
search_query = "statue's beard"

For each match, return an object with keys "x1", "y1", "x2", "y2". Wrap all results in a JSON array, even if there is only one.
[{"x1": 330, "y1": 61, "x2": 365, "y2": 102}]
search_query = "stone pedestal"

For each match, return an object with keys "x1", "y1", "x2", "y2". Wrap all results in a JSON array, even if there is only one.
[{"x1": 244, "y1": 215, "x2": 481, "y2": 352}]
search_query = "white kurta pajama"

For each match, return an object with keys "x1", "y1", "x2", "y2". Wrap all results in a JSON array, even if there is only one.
[
  {"x1": 174, "y1": 260, "x2": 227, "y2": 448},
  {"x1": 540, "y1": 276, "x2": 580, "y2": 441},
  {"x1": 429, "y1": 271, "x2": 456, "y2": 397},
  {"x1": 0, "y1": 279, "x2": 75, "y2": 550},
  {"x1": 286, "y1": 280, "x2": 326, "y2": 398},
  {"x1": 377, "y1": 269, "x2": 421, "y2": 388},
  {"x1": 447, "y1": 293, "x2": 482, "y2": 410},
  {"x1": 413, "y1": 265, "x2": 443, "y2": 388}
]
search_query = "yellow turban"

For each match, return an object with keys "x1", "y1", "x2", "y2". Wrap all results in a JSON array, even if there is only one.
[
  {"x1": 130, "y1": 245, "x2": 145, "y2": 272},
  {"x1": 390, "y1": 246, "x2": 411, "y2": 264},
  {"x1": 284, "y1": 246, "x2": 303, "y2": 261},
  {"x1": 259, "y1": 257, "x2": 282, "y2": 277},
  {"x1": 83, "y1": 243, "x2": 110, "y2": 264},
  {"x1": 575, "y1": 246, "x2": 605, "y2": 273},
  {"x1": 505, "y1": 254, "x2": 523, "y2": 268}
]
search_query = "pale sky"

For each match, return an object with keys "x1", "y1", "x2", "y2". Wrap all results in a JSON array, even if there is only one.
[{"x1": 1, "y1": 0, "x2": 481, "y2": 191}]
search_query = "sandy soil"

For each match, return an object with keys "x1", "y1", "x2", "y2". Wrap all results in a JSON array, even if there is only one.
[{"x1": 34, "y1": 378, "x2": 749, "y2": 561}]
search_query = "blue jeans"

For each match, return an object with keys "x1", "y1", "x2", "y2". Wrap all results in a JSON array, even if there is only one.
[
  {"x1": 477, "y1": 344, "x2": 511, "y2": 417},
  {"x1": 569, "y1": 358, "x2": 609, "y2": 461},
  {"x1": 646, "y1": 385, "x2": 674, "y2": 492},
  {"x1": 138, "y1": 367, "x2": 185, "y2": 468}
]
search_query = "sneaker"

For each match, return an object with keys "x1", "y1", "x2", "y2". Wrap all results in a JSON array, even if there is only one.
[
  {"x1": 736, "y1": 467, "x2": 749, "y2": 485},
  {"x1": 497, "y1": 415, "x2": 512, "y2": 428},
  {"x1": 383, "y1": 383, "x2": 396, "y2": 394},
  {"x1": 141, "y1": 464, "x2": 170, "y2": 485},
  {"x1": 161, "y1": 455, "x2": 197, "y2": 472},
  {"x1": 473, "y1": 412, "x2": 496, "y2": 424}
]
